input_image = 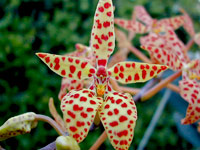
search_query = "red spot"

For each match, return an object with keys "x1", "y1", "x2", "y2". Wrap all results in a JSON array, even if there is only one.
[
  {"x1": 119, "y1": 73, "x2": 124, "y2": 79},
  {"x1": 126, "y1": 63, "x2": 131, "y2": 68},
  {"x1": 98, "y1": 59, "x2": 107, "y2": 66},
  {"x1": 66, "y1": 118, "x2": 71, "y2": 123},
  {"x1": 80, "y1": 96, "x2": 87, "y2": 102},
  {"x1": 61, "y1": 70, "x2": 66, "y2": 75},
  {"x1": 140, "y1": 65, "x2": 145, "y2": 69},
  {"x1": 81, "y1": 62, "x2": 88, "y2": 69},
  {"x1": 67, "y1": 111, "x2": 75, "y2": 119},
  {"x1": 152, "y1": 66, "x2": 157, "y2": 70},
  {"x1": 77, "y1": 71, "x2": 82, "y2": 79},
  {"x1": 114, "y1": 67, "x2": 119, "y2": 73},
  {"x1": 109, "y1": 121, "x2": 118, "y2": 127},
  {"x1": 74, "y1": 94, "x2": 80, "y2": 98},
  {"x1": 107, "y1": 111, "x2": 113, "y2": 116},
  {"x1": 117, "y1": 130, "x2": 128, "y2": 137},
  {"x1": 108, "y1": 32, "x2": 113, "y2": 37},
  {"x1": 116, "y1": 99, "x2": 122, "y2": 104},
  {"x1": 54, "y1": 64, "x2": 60, "y2": 70},
  {"x1": 69, "y1": 74, "x2": 73, "y2": 78},
  {"x1": 113, "y1": 140, "x2": 119, "y2": 145},
  {"x1": 62, "y1": 57, "x2": 65, "y2": 61},
  {"x1": 69, "y1": 100, "x2": 74, "y2": 104},
  {"x1": 128, "y1": 75, "x2": 132, "y2": 81},
  {"x1": 81, "y1": 112, "x2": 88, "y2": 118},
  {"x1": 50, "y1": 63, "x2": 53, "y2": 68},
  {"x1": 89, "y1": 68, "x2": 96, "y2": 74},
  {"x1": 120, "y1": 66, "x2": 124, "y2": 72},
  {"x1": 38, "y1": 53, "x2": 46, "y2": 58},
  {"x1": 69, "y1": 126, "x2": 77, "y2": 132},
  {"x1": 107, "y1": 11, "x2": 112, "y2": 17},
  {"x1": 150, "y1": 71, "x2": 154, "y2": 77},
  {"x1": 68, "y1": 58, "x2": 73, "y2": 62},
  {"x1": 105, "y1": 104, "x2": 110, "y2": 109},
  {"x1": 134, "y1": 73, "x2": 140, "y2": 81},
  {"x1": 93, "y1": 44, "x2": 99, "y2": 49},
  {"x1": 146, "y1": 64, "x2": 150, "y2": 69},
  {"x1": 161, "y1": 66, "x2": 167, "y2": 70},
  {"x1": 73, "y1": 104, "x2": 83, "y2": 111},
  {"x1": 73, "y1": 134, "x2": 80, "y2": 139},
  {"x1": 114, "y1": 108, "x2": 119, "y2": 115},
  {"x1": 98, "y1": 6, "x2": 104, "y2": 12},
  {"x1": 90, "y1": 100, "x2": 96, "y2": 105},
  {"x1": 77, "y1": 121, "x2": 85, "y2": 127},
  {"x1": 101, "y1": 34, "x2": 108, "y2": 41},
  {"x1": 132, "y1": 63, "x2": 135, "y2": 68},
  {"x1": 87, "y1": 108, "x2": 94, "y2": 112},
  {"x1": 103, "y1": 21, "x2": 110, "y2": 28},
  {"x1": 142, "y1": 70, "x2": 147, "y2": 79},
  {"x1": 45, "y1": 57, "x2": 50, "y2": 63},
  {"x1": 104, "y1": 2, "x2": 111, "y2": 8},
  {"x1": 121, "y1": 103, "x2": 127, "y2": 108},
  {"x1": 127, "y1": 110, "x2": 132, "y2": 115},
  {"x1": 75, "y1": 59, "x2": 80, "y2": 64},
  {"x1": 108, "y1": 42, "x2": 113, "y2": 47},
  {"x1": 84, "y1": 128, "x2": 88, "y2": 132}
]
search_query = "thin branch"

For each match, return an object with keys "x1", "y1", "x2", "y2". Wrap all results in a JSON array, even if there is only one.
[
  {"x1": 119, "y1": 86, "x2": 140, "y2": 95},
  {"x1": 128, "y1": 46, "x2": 152, "y2": 64},
  {"x1": 166, "y1": 83, "x2": 180, "y2": 93},
  {"x1": 35, "y1": 114, "x2": 66, "y2": 136},
  {"x1": 141, "y1": 71, "x2": 182, "y2": 101},
  {"x1": 49, "y1": 97, "x2": 67, "y2": 132},
  {"x1": 137, "y1": 90, "x2": 171, "y2": 150},
  {"x1": 89, "y1": 131, "x2": 107, "y2": 150}
]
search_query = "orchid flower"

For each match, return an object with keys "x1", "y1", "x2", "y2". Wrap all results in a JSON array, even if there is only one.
[
  {"x1": 58, "y1": 43, "x2": 96, "y2": 100},
  {"x1": 179, "y1": 79, "x2": 200, "y2": 124},
  {"x1": 140, "y1": 25, "x2": 189, "y2": 66},
  {"x1": 36, "y1": 0, "x2": 168, "y2": 149},
  {"x1": 56, "y1": 136, "x2": 80, "y2": 150},
  {"x1": 0, "y1": 112, "x2": 37, "y2": 141},
  {"x1": 115, "y1": 5, "x2": 185, "y2": 35}
]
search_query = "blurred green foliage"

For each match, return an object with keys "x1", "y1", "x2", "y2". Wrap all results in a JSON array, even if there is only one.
[{"x1": 0, "y1": 0, "x2": 199, "y2": 149}]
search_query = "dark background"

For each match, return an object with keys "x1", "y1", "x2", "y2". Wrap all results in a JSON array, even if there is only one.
[{"x1": 0, "y1": 0, "x2": 200, "y2": 149}]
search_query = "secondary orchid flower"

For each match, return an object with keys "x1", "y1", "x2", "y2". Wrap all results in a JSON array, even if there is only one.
[
  {"x1": 140, "y1": 25, "x2": 189, "y2": 66},
  {"x1": 58, "y1": 43, "x2": 96, "y2": 100},
  {"x1": 36, "y1": 0, "x2": 168, "y2": 149},
  {"x1": 0, "y1": 112, "x2": 37, "y2": 141},
  {"x1": 115, "y1": 5, "x2": 185, "y2": 35},
  {"x1": 179, "y1": 80, "x2": 200, "y2": 124}
]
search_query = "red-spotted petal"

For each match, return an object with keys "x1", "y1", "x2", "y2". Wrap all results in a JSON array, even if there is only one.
[
  {"x1": 108, "y1": 61, "x2": 168, "y2": 84},
  {"x1": 179, "y1": 80, "x2": 200, "y2": 104},
  {"x1": 114, "y1": 19, "x2": 148, "y2": 34},
  {"x1": 58, "y1": 78, "x2": 84, "y2": 100},
  {"x1": 99, "y1": 92, "x2": 137, "y2": 150},
  {"x1": 134, "y1": 5, "x2": 153, "y2": 26},
  {"x1": 158, "y1": 15, "x2": 185, "y2": 30},
  {"x1": 91, "y1": 0, "x2": 115, "y2": 66},
  {"x1": 181, "y1": 103, "x2": 200, "y2": 124},
  {"x1": 61, "y1": 89, "x2": 103, "y2": 143},
  {"x1": 141, "y1": 44, "x2": 184, "y2": 71},
  {"x1": 181, "y1": 9, "x2": 195, "y2": 37},
  {"x1": 36, "y1": 53, "x2": 96, "y2": 80}
]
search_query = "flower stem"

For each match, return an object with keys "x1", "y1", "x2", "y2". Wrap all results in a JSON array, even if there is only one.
[
  {"x1": 141, "y1": 71, "x2": 182, "y2": 101},
  {"x1": 128, "y1": 46, "x2": 152, "y2": 64},
  {"x1": 89, "y1": 131, "x2": 107, "y2": 150},
  {"x1": 35, "y1": 114, "x2": 66, "y2": 136},
  {"x1": 119, "y1": 86, "x2": 140, "y2": 95},
  {"x1": 166, "y1": 83, "x2": 180, "y2": 93}
]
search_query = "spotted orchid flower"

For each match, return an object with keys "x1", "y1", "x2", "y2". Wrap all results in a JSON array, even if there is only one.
[
  {"x1": 140, "y1": 25, "x2": 189, "y2": 67},
  {"x1": 58, "y1": 44, "x2": 96, "y2": 100},
  {"x1": 0, "y1": 112, "x2": 37, "y2": 141},
  {"x1": 179, "y1": 80, "x2": 200, "y2": 124},
  {"x1": 115, "y1": 5, "x2": 185, "y2": 35},
  {"x1": 36, "y1": 0, "x2": 168, "y2": 149}
]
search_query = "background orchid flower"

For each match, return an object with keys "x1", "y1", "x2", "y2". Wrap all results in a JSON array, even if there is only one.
[
  {"x1": 179, "y1": 80, "x2": 200, "y2": 124},
  {"x1": 0, "y1": 112, "x2": 37, "y2": 141},
  {"x1": 140, "y1": 25, "x2": 189, "y2": 66},
  {"x1": 56, "y1": 135, "x2": 80, "y2": 150},
  {"x1": 36, "y1": 0, "x2": 168, "y2": 149},
  {"x1": 58, "y1": 43, "x2": 96, "y2": 100},
  {"x1": 115, "y1": 5, "x2": 185, "y2": 35}
]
